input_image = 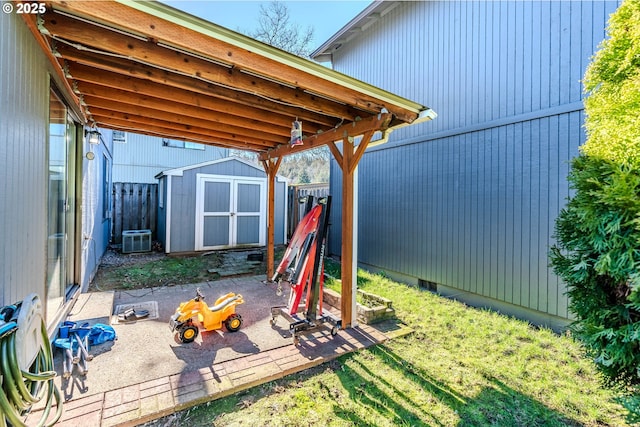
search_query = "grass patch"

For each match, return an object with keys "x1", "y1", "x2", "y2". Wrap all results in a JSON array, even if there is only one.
[{"x1": 143, "y1": 261, "x2": 632, "y2": 426}]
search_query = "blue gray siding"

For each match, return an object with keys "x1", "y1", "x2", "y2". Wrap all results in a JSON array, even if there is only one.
[
  {"x1": 327, "y1": 1, "x2": 618, "y2": 322},
  {"x1": 0, "y1": 11, "x2": 49, "y2": 308},
  {"x1": 331, "y1": 1, "x2": 612, "y2": 143},
  {"x1": 81, "y1": 130, "x2": 113, "y2": 292},
  {"x1": 112, "y1": 133, "x2": 228, "y2": 183}
]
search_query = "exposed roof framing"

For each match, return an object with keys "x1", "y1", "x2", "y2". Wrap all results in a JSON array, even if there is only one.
[
  {"x1": 23, "y1": 0, "x2": 434, "y2": 157},
  {"x1": 23, "y1": 0, "x2": 436, "y2": 329}
]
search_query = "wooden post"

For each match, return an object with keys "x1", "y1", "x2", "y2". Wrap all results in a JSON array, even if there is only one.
[
  {"x1": 341, "y1": 139, "x2": 355, "y2": 328},
  {"x1": 262, "y1": 157, "x2": 281, "y2": 280},
  {"x1": 333, "y1": 131, "x2": 376, "y2": 329}
]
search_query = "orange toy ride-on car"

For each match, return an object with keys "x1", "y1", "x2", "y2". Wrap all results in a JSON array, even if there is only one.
[{"x1": 169, "y1": 287, "x2": 244, "y2": 343}]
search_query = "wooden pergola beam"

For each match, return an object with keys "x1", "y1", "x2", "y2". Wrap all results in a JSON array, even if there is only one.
[
  {"x1": 259, "y1": 113, "x2": 393, "y2": 162},
  {"x1": 84, "y1": 98, "x2": 284, "y2": 143},
  {"x1": 349, "y1": 130, "x2": 375, "y2": 174},
  {"x1": 48, "y1": 0, "x2": 421, "y2": 123},
  {"x1": 65, "y1": 61, "x2": 338, "y2": 131},
  {"x1": 89, "y1": 108, "x2": 269, "y2": 149},
  {"x1": 74, "y1": 80, "x2": 296, "y2": 135},
  {"x1": 89, "y1": 108, "x2": 274, "y2": 148},
  {"x1": 327, "y1": 141, "x2": 343, "y2": 167},
  {"x1": 82, "y1": 94, "x2": 286, "y2": 140},
  {"x1": 91, "y1": 114, "x2": 269, "y2": 151},
  {"x1": 42, "y1": 11, "x2": 365, "y2": 123}
]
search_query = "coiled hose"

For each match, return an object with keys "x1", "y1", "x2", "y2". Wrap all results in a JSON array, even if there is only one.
[{"x1": 0, "y1": 317, "x2": 62, "y2": 427}]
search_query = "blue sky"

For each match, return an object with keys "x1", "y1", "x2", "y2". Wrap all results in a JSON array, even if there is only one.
[{"x1": 163, "y1": 1, "x2": 372, "y2": 52}]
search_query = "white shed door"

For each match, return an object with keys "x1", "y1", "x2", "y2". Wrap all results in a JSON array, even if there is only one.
[{"x1": 195, "y1": 175, "x2": 266, "y2": 250}]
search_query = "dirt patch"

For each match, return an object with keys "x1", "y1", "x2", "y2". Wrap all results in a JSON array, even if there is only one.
[
  {"x1": 90, "y1": 246, "x2": 284, "y2": 292},
  {"x1": 98, "y1": 247, "x2": 166, "y2": 268}
]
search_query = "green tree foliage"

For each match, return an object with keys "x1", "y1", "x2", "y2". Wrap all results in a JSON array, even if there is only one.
[
  {"x1": 581, "y1": 0, "x2": 640, "y2": 165},
  {"x1": 550, "y1": 156, "x2": 640, "y2": 385},
  {"x1": 550, "y1": 0, "x2": 640, "y2": 391}
]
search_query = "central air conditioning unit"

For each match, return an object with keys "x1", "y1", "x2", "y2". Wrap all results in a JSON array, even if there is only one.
[{"x1": 122, "y1": 230, "x2": 152, "y2": 254}]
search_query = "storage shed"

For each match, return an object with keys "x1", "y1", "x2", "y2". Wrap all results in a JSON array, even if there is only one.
[{"x1": 155, "y1": 157, "x2": 287, "y2": 254}]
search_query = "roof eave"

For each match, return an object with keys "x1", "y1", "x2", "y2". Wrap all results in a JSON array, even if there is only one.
[
  {"x1": 120, "y1": 0, "x2": 422, "y2": 116},
  {"x1": 310, "y1": 1, "x2": 400, "y2": 63}
]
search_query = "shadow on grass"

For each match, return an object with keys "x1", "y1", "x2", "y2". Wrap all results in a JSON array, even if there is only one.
[
  {"x1": 332, "y1": 345, "x2": 583, "y2": 426},
  {"x1": 173, "y1": 342, "x2": 588, "y2": 426}
]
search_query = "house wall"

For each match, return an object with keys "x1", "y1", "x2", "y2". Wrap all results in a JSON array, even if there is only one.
[
  {"x1": 0, "y1": 12, "x2": 106, "y2": 326},
  {"x1": 112, "y1": 132, "x2": 229, "y2": 184},
  {"x1": 163, "y1": 159, "x2": 287, "y2": 253},
  {"x1": 0, "y1": 11, "x2": 49, "y2": 308},
  {"x1": 80, "y1": 129, "x2": 113, "y2": 291},
  {"x1": 327, "y1": 0, "x2": 618, "y2": 327}
]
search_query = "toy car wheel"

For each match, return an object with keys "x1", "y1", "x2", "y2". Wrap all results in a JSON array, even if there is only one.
[
  {"x1": 225, "y1": 314, "x2": 243, "y2": 332},
  {"x1": 179, "y1": 325, "x2": 199, "y2": 343}
]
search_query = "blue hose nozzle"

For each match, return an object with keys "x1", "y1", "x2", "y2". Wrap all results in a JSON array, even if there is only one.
[{"x1": 0, "y1": 320, "x2": 17, "y2": 339}]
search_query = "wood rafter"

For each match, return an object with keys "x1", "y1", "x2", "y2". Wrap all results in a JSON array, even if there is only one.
[
  {"x1": 72, "y1": 77, "x2": 298, "y2": 135},
  {"x1": 42, "y1": 11, "x2": 367, "y2": 123},
  {"x1": 46, "y1": 0, "x2": 420, "y2": 124},
  {"x1": 83, "y1": 97, "x2": 284, "y2": 143},
  {"x1": 89, "y1": 107, "x2": 274, "y2": 147},
  {"x1": 92, "y1": 115, "x2": 269, "y2": 152},
  {"x1": 57, "y1": 45, "x2": 340, "y2": 130}
]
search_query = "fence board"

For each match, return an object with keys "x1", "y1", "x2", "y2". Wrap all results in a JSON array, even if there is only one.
[
  {"x1": 113, "y1": 183, "x2": 123, "y2": 242},
  {"x1": 286, "y1": 183, "x2": 329, "y2": 238},
  {"x1": 112, "y1": 182, "x2": 158, "y2": 244}
]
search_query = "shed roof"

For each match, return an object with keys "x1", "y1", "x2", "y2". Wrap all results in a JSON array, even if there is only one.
[
  {"x1": 154, "y1": 156, "x2": 287, "y2": 180},
  {"x1": 25, "y1": 0, "x2": 434, "y2": 161}
]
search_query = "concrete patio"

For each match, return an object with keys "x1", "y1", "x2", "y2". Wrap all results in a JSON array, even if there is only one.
[{"x1": 27, "y1": 276, "x2": 410, "y2": 426}]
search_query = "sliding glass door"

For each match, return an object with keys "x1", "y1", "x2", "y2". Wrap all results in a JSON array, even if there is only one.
[{"x1": 47, "y1": 88, "x2": 77, "y2": 320}]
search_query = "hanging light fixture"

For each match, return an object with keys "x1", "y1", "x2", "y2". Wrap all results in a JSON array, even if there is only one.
[
  {"x1": 85, "y1": 128, "x2": 101, "y2": 145},
  {"x1": 290, "y1": 119, "x2": 303, "y2": 147}
]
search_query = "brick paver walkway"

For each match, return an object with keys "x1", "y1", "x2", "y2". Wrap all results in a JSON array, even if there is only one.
[{"x1": 28, "y1": 321, "x2": 408, "y2": 426}]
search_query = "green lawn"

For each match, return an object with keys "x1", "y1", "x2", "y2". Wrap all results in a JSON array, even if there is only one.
[{"x1": 143, "y1": 260, "x2": 631, "y2": 426}]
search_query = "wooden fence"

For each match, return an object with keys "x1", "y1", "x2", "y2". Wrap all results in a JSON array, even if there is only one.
[
  {"x1": 112, "y1": 182, "x2": 157, "y2": 244},
  {"x1": 287, "y1": 183, "x2": 330, "y2": 238}
]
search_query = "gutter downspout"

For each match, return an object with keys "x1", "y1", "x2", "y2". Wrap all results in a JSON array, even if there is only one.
[{"x1": 368, "y1": 107, "x2": 438, "y2": 148}]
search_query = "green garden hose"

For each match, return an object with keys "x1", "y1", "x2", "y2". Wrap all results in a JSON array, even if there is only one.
[{"x1": 0, "y1": 316, "x2": 62, "y2": 427}]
